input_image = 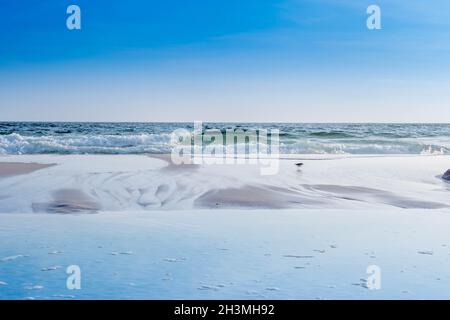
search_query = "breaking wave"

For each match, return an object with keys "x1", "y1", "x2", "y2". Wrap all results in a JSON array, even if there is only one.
[{"x1": 0, "y1": 122, "x2": 449, "y2": 155}]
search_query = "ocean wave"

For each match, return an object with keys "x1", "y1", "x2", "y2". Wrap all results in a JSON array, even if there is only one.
[
  {"x1": 0, "y1": 132, "x2": 449, "y2": 155},
  {"x1": 308, "y1": 131, "x2": 357, "y2": 138},
  {"x1": 1, "y1": 123, "x2": 450, "y2": 155},
  {"x1": 0, "y1": 133, "x2": 173, "y2": 155}
]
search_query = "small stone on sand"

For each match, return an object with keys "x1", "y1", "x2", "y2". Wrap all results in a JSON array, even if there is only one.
[
  {"x1": 442, "y1": 169, "x2": 450, "y2": 181},
  {"x1": 417, "y1": 250, "x2": 433, "y2": 255}
]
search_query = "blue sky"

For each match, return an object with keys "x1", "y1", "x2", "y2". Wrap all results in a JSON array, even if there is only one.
[{"x1": 0, "y1": 0, "x2": 449, "y2": 122}]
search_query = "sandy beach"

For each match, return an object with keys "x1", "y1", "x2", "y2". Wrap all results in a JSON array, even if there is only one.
[
  {"x1": 0, "y1": 154, "x2": 449, "y2": 212},
  {"x1": 0, "y1": 162, "x2": 55, "y2": 178},
  {"x1": 1, "y1": 154, "x2": 450, "y2": 299}
]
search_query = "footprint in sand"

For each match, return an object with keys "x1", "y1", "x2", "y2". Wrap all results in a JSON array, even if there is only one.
[
  {"x1": 283, "y1": 254, "x2": 314, "y2": 259},
  {"x1": 163, "y1": 257, "x2": 187, "y2": 263},
  {"x1": 24, "y1": 284, "x2": 44, "y2": 290},
  {"x1": 53, "y1": 294, "x2": 75, "y2": 299},
  {"x1": 198, "y1": 285, "x2": 219, "y2": 291},
  {"x1": 265, "y1": 287, "x2": 280, "y2": 291},
  {"x1": 110, "y1": 251, "x2": 133, "y2": 256},
  {"x1": 1, "y1": 254, "x2": 26, "y2": 262},
  {"x1": 351, "y1": 279, "x2": 369, "y2": 289},
  {"x1": 246, "y1": 290, "x2": 267, "y2": 298},
  {"x1": 41, "y1": 265, "x2": 62, "y2": 271},
  {"x1": 119, "y1": 251, "x2": 133, "y2": 255},
  {"x1": 48, "y1": 250, "x2": 64, "y2": 255}
]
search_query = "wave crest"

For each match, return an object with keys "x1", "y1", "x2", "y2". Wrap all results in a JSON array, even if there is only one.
[{"x1": 0, "y1": 130, "x2": 449, "y2": 155}]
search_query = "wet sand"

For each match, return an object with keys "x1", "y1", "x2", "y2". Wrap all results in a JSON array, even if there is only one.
[
  {"x1": 1, "y1": 155, "x2": 450, "y2": 299},
  {"x1": 32, "y1": 189, "x2": 100, "y2": 214},
  {"x1": 195, "y1": 185, "x2": 324, "y2": 209},
  {"x1": 1, "y1": 154, "x2": 450, "y2": 213},
  {"x1": 0, "y1": 162, "x2": 55, "y2": 178},
  {"x1": 2, "y1": 208, "x2": 450, "y2": 299}
]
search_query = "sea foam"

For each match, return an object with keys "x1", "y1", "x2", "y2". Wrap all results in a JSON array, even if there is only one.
[{"x1": 0, "y1": 123, "x2": 449, "y2": 155}]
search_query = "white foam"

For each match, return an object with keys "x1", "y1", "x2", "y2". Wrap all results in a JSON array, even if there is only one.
[{"x1": 1, "y1": 132, "x2": 449, "y2": 155}]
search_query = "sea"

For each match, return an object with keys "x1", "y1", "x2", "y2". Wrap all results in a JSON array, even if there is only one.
[{"x1": 1, "y1": 122, "x2": 449, "y2": 155}]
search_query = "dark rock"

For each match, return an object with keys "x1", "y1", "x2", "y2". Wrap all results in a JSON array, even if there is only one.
[
  {"x1": 443, "y1": 169, "x2": 450, "y2": 181},
  {"x1": 295, "y1": 163, "x2": 303, "y2": 167}
]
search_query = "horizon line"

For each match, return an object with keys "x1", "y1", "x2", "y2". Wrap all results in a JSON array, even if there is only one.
[{"x1": 1, "y1": 121, "x2": 450, "y2": 125}]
